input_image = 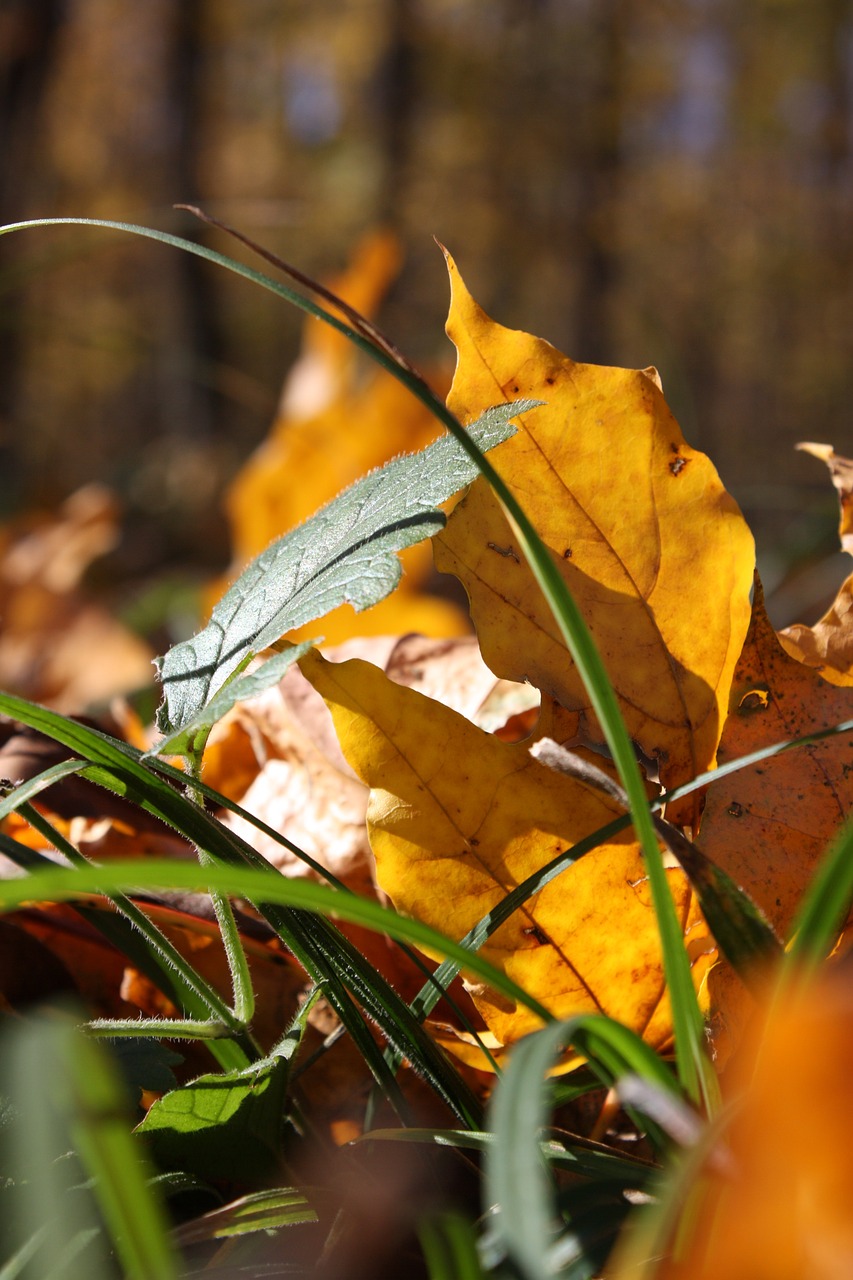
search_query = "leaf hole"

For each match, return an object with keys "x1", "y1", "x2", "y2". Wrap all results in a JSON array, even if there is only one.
[{"x1": 738, "y1": 688, "x2": 770, "y2": 711}]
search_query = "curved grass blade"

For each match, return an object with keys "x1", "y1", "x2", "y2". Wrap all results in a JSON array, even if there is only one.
[
  {"x1": 0, "y1": 858, "x2": 554, "y2": 1033},
  {"x1": 355, "y1": 1128, "x2": 655, "y2": 1186},
  {"x1": 485, "y1": 1015, "x2": 677, "y2": 1280},
  {"x1": 172, "y1": 1187, "x2": 318, "y2": 1246},
  {"x1": 2, "y1": 1014, "x2": 179, "y2": 1280}
]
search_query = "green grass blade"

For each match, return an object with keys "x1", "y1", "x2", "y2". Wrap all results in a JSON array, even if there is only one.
[
  {"x1": 0, "y1": 693, "x2": 489, "y2": 1124},
  {"x1": 1, "y1": 1014, "x2": 178, "y2": 1280},
  {"x1": 65, "y1": 1029, "x2": 180, "y2": 1279},
  {"x1": 172, "y1": 1187, "x2": 318, "y2": 1246},
  {"x1": 419, "y1": 1210, "x2": 487, "y2": 1280},
  {"x1": 485, "y1": 1015, "x2": 676, "y2": 1280},
  {"x1": 0, "y1": 859, "x2": 553, "y2": 1031}
]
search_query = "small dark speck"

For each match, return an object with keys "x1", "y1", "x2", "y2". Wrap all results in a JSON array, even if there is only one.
[
  {"x1": 522, "y1": 925, "x2": 549, "y2": 945},
  {"x1": 470, "y1": 837, "x2": 480, "y2": 846},
  {"x1": 545, "y1": 376, "x2": 555, "y2": 386},
  {"x1": 511, "y1": 384, "x2": 519, "y2": 393},
  {"x1": 727, "y1": 801, "x2": 744, "y2": 818},
  {"x1": 669, "y1": 456, "x2": 687, "y2": 476},
  {"x1": 563, "y1": 547, "x2": 572, "y2": 559},
  {"x1": 776, "y1": 898, "x2": 781, "y2": 907}
]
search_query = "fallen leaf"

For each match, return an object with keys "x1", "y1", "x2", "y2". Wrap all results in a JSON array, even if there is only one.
[
  {"x1": 778, "y1": 444, "x2": 853, "y2": 683},
  {"x1": 699, "y1": 580, "x2": 853, "y2": 942},
  {"x1": 433, "y1": 254, "x2": 755, "y2": 801},
  {"x1": 796, "y1": 441, "x2": 853, "y2": 553},
  {"x1": 299, "y1": 647, "x2": 714, "y2": 1065},
  {"x1": 698, "y1": 581, "x2": 853, "y2": 1060},
  {"x1": 778, "y1": 572, "x2": 853, "y2": 685},
  {"x1": 0, "y1": 486, "x2": 154, "y2": 711},
  {"x1": 213, "y1": 636, "x2": 536, "y2": 1004}
]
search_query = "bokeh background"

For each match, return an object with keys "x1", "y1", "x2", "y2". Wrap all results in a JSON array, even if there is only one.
[{"x1": 1, "y1": 0, "x2": 851, "y2": 634}]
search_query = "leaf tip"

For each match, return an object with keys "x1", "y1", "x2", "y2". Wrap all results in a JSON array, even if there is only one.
[{"x1": 796, "y1": 441, "x2": 833, "y2": 462}]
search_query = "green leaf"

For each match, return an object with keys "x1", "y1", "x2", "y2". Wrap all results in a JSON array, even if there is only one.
[
  {"x1": 148, "y1": 642, "x2": 315, "y2": 760},
  {"x1": 137, "y1": 1055, "x2": 291, "y2": 1183},
  {"x1": 137, "y1": 999, "x2": 315, "y2": 1184},
  {"x1": 154, "y1": 401, "x2": 536, "y2": 738}
]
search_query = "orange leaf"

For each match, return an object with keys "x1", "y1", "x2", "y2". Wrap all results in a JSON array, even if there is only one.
[
  {"x1": 433, "y1": 254, "x2": 755, "y2": 800},
  {"x1": 300, "y1": 647, "x2": 714, "y2": 1069},
  {"x1": 652, "y1": 962, "x2": 853, "y2": 1279},
  {"x1": 699, "y1": 580, "x2": 853, "y2": 942},
  {"x1": 0, "y1": 486, "x2": 153, "y2": 710}
]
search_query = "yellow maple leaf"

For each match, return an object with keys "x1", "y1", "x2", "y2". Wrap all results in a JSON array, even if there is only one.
[
  {"x1": 300, "y1": 647, "x2": 714, "y2": 1067},
  {"x1": 433, "y1": 253, "x2": 755, "y2": 800}
]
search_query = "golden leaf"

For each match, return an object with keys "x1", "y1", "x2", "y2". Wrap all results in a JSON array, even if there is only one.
[
  {"x1": 433, "y1": 254, "x2": 755, "y2": 799},
  {"x1": 300, "y1": 647, "x2": 713, "y2": 1068}
]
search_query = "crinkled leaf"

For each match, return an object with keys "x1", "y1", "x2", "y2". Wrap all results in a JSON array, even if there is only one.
[
  {"x1": 155, "y1": 401, "x2": 535, "y2": 737},
  {"x1": 778, "y1": 443, "x2": 853, "y2": 683}
]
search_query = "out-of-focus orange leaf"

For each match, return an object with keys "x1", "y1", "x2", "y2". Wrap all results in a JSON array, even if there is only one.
[
  {"x1": 652, "y1": 961, "x2": 853, "y2": 1279},
  {"x1": 212, "y1": 231, "x2": 464, "y2": 643},
  {"x1": 299, "y1": 647, "x2": 714, "y2": 1069},
  {"x1": 433, "y1": 254, "x2": 755, "y2": 805},
  {"x1": 0, "y1": 485, "x2": 153, "y2": 710},
  {"x1": 778, "y1": 443, "x2": 853, "y2": 683}
]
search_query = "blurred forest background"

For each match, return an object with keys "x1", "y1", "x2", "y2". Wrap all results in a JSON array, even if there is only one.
[{"x1": 1, "y1": 0, "x2": 851, "y2": 639}]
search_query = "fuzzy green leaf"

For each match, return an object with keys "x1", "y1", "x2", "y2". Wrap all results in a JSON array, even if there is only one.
[{"x1": 154, "y1": 401, "x2": 537, "y2": 737}]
